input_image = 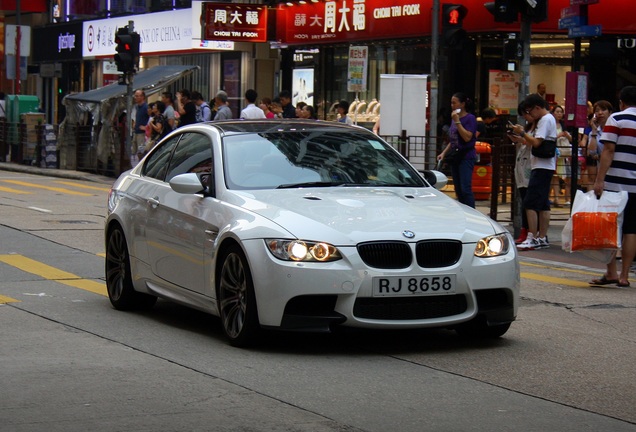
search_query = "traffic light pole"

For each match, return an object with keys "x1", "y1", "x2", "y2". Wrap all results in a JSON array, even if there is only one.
[
  {"x1": 429, "y1": 0, "x2": 440, "y2": 169},
  {"x1": 126, "y1": 72, "x2": 133, "y2": 166}
]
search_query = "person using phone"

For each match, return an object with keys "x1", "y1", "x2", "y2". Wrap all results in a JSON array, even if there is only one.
[{"x1": 437, "y1": 92, "x2": 477, "y2": 208}]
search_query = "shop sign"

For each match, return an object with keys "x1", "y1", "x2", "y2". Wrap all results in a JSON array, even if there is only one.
[
  {"x1": 617, "y1": 38, "x2": 636, "y2": 49},
  {"x1": 82, "y1": 9, "x2": 193, "y2": 57},
  {"x1": 277, "y1": 0, "x2": 428, "y2": 45},
  {"x1": 32, "y1": 22, "x2": 83, "y2": 62},
  {"x1": 488, "y1": 70, "x2": 521, "y2": 115},
  {"x1": 203, "y1": 3, "x2": 268, "y2": 43}
]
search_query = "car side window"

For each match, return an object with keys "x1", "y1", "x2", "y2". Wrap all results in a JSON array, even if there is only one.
[
  {"x1": 142, "y1": 135, "x2": 180, "y2": 181},
  {"x1": 164, "y1": 132, "x2": 213, "y2": 184}
]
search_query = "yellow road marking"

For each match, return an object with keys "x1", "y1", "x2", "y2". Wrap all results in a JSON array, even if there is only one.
[
  {"x1": 521, "y1": 272, "x2": 594, "y2": 288},
  {"x1": 0, "y1": 254, "x2": 107, "y2": 297},
  {"x1": 54, "y1": 180, "x2": 111, "y2": 192},
  {"x1": 0, "y1": 185, "x2": 33, "y2": 194},
  {"x1": 521, "y1": 261, "x2": 599, "y2": 276},
  {"x1": 0, "y1": 294, "x2": 20, "y2": 304},
  {"x1": 1, "y1": 180, "x2": 94, "y2": 197}
]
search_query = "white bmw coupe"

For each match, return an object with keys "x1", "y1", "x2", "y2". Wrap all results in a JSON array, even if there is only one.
[{"x1": 106, "y1": 120, "x2": 519, "y2": 346}]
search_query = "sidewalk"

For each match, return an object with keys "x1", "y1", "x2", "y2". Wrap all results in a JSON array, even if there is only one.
[{"x1": 0, "y1": 161, "x2": 609, "y2": 273}]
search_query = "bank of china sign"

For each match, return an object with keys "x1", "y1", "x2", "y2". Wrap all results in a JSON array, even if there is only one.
[
  {"x1": 277, "y1": 0, "x2": 425, "y2": 44},
  {"x1": 203, "y1": 3, "x2": 268, "y2": 43}
]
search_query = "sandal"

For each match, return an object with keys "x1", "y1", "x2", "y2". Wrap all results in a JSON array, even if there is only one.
[
  {"x1": 617, "y1": 280, "x2": 630, "y2": 287},
  {"x1": 589, "y1": 275, "x2": 619, "y2": 285}
]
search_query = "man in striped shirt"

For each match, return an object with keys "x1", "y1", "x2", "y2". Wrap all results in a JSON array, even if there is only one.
[{"x1": 594, "y1": 86, "x2": 636, "y2": 288}]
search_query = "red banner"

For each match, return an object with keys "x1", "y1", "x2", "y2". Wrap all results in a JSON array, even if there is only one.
[
  {"x1": 203, "y1": 3, "x2": 268, "y2": 43},
  {"x1": 276, "y1": 0, "x2": 430, "y2": 45}
]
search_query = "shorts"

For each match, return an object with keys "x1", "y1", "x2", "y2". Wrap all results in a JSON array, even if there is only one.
[
  {"x1": 133, "y1": 133, "x2": 145, "y2": 155},
  {"x1": 623, "y1": 193, "x2": 636, "y2": 235},
  {"x1": 524, "y1": 168, "x2": 553, "y2": 212}
]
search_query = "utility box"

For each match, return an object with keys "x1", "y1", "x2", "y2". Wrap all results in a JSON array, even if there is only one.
[
  {"x1": 6, "y1": 95, "x2": 39, "y2": 123},
  {"x1": 379, "y1": 74, "x2": 428, "y2": 137}
]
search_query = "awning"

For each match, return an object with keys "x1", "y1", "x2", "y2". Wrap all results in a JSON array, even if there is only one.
[{"x1": 64, "y1": 65, "x2": 200, "y2": 103}]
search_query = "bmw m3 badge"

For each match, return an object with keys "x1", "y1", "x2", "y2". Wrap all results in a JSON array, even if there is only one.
[{"x1": 402, "y1": 230, "x2": 415, "y2": 238}]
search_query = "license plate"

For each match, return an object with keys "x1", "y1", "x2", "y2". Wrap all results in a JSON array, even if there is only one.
[{"x1": 372, "y1": 275, "x2": 456, "y2": 297}]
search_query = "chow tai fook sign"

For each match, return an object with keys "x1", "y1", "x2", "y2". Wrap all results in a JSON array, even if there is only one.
[
  {"x1": 203, "y1": 3, "x2": 268, "y2": 43},
  {"x1": 276, "y1": 0, "x2": 430, "y2": 45}
]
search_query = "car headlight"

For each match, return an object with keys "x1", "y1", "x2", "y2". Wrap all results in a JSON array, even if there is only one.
[
  {"x1": 266, "y1": 239, "x2": 342, "y2": 262},
  {"x1": 474, "y1": 233, "x2": 510, "y2": 257}
]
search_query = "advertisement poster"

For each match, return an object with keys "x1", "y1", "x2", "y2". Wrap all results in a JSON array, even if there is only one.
[
  {"x1": 292, "y1": 68, "x2": 314, "y2": 106},
  {"x1": 347, "y1": 45, "x2": 368, "y2": 93},
  {"x1": 488, "y1": 70, "x2": 521, "y2": 115}
]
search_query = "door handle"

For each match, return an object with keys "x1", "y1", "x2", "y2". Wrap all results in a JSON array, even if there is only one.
[{"x1": 147, "y1": 196, "x2": 160, "y2": 208}]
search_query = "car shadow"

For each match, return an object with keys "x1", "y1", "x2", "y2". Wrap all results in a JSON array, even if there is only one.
[{"x1": 133, "y1": 299, "x2": 516, "y2": 355}]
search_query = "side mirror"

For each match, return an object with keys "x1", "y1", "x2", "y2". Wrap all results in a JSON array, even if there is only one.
[
  {"x1": 421, "y1": 170, "x2": 448, "y2": 190},
  {"x1": 169, "y1": 173, "x2": 206, "y2": 195}
]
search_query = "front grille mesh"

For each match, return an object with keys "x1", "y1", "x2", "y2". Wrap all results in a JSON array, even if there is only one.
[
  {"x1": 357, "y1": 240, "x2": 463, "y2": 269},
  {"x1": 357, "y1": 241, "x2": 412, "y2": 269},
  {"x1": 353, "y1": 295, "x2": 468, "y2": 320}
]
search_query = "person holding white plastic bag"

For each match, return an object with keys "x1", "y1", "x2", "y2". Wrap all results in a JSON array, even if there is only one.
[{"x1": 592, "y1": 86, "x2": 636, "y2": 288}]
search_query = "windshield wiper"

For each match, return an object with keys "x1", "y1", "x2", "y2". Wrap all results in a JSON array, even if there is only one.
[{"x1": 277, "y1": 181, "x2": 344, "y2": 189}]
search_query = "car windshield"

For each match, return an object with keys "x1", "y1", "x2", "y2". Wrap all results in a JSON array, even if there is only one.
[{"x1": 222, "y1": 130, "x2": 427, "y2": 190}]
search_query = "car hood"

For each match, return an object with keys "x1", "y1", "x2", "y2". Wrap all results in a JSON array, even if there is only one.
[{"x1": 225, "y1": 187, "x2": 498, "y2": 244}]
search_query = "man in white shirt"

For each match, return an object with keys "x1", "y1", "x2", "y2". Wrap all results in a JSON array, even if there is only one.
[
  {"x1": 512, "y1": 93, "x2": 557, "y2": 250},
  {"x1": 240, "y1": 89, "x2": 266, "y2": 120}
]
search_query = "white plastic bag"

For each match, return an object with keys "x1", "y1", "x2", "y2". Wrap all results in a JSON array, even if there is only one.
[{"x1": 562, "y1": 190, "x2": 628, "y2": 262}]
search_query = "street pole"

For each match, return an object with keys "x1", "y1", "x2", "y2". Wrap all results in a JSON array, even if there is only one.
[
  {"x1": 126, "y1": 21, "x2": 135, "y2": 167},
  {"x1": 15, "y1": 0, "x2": 21, "y2": 95},
  {"x1": 429, "y1": 0, "x2": 440, "y2": 169}
]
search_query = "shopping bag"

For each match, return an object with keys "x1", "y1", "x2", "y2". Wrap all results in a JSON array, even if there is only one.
[{"x1": 562, "y1": 190, "x2": 628, "y2": 254}]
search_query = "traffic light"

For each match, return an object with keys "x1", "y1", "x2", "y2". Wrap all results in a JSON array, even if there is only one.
[
  {"x1": 442, "y1": 4, "x2": 468, "y2": 48},
  {"x1": 522, "y1": 0, "x2": 547, "y2": 23},
  {"x1": 484, "y1": 0, "x2": 518, "y2": 23},
  {"x1": 114, "y1": 27, "x2": 140, "y2": 73}
]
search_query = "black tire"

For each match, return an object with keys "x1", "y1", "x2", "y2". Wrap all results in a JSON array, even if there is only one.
[
  {"x1": 218, "y1": 245, "x2": 260, "y2": 347},
  {"x1": 105, "y1": 226, "x2": 157, "y2": 310},
  {"x1": 455, "y1": 317, "x2": 511, "y2": 339}
]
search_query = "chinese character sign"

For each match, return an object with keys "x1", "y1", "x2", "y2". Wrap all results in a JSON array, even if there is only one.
[
  {"x1": 204, "y1": 3, "x2": 268, "y2": 43},
  {"x1": 348, "y1": 45, "x2": 368, "y2": 92},
  {"x1": 277, "y1": 0, "x2": 427, "y2": 45}
]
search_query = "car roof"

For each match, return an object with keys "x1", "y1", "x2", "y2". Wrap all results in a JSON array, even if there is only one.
[{"x1": 178, "y1": 119, "x2": 369, "y2": 136}]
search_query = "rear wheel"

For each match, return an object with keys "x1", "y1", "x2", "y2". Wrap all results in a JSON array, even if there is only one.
[
  {"x1": 105, "y1": 226, "x2": 157, "y2": 310},
  {"x1": 218, "y1": 245, "x2": 259, "y2": 347}
]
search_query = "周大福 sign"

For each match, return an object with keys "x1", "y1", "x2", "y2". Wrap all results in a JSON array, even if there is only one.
[{"x1": 203, "y1": 3, "x2": 268, "y2": 43}]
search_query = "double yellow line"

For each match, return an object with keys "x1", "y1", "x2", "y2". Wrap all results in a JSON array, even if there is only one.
[{"x1": 0, "y1": 254, "x2": 106, "y2": 303}]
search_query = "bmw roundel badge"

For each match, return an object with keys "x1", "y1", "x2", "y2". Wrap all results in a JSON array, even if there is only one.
[{"x1": 402, "y1": 230, "x2": 415, "y2": 239}]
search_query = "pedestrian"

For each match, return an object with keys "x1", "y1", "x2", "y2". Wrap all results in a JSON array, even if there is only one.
[
  {"x1": 512, "y1": 93, "x2": 558, "y2": 250},
  {"x1": 279, "y1": 90, "x2": 296, "y2": 118},
  {"x1": 192, "y1": 91, "x2": 212, "y2": 122},
  {"x1": 537, "y1": 83, "x2": 547, "y2": 99},
  {"x1": 161, "y1": 92, "x2": 177, "y2": 130},
  {"x1": 592, "y1": 85, "x2": 636, "y2": 288},
  {"x1": 336, "y1": 100, "x2": 353, "y2": 125},
  {"x1": 240, "y1": 89, "x2": 266, "y2": 119},
  {"x1": 213, "y1": 91, "x2": 233, "y2": 120},
  {"x1": 259, "y1": 97, "x2": 276, "y2": 119},
  {"x1": 551, "y1": 105, "x2": 573, "y2": 207},
  {"x1": 132, "y1": 90, "x2": 149, "y2": 165},
  {"x1": 175, "y1": 89, "x2": 197, "y2": 127},
  {"x1": 270, "y1": 99, "x2": 283, "y2": 119},
  {"x1": 583, "y1": 100, "x2": 613, "y2": 191},
  {"x1": 302, "y1": 105, "x2": 317, "y2": 120},
  {"x1": 146, "y1": 100, "x2": 167, "y2": 153},
  {"x1": 437, "y1": 92, "x2": 478, "y2": 208},
  {"x1": 508, "y1": 103, "x2": 535, "y2": 244},
  {"x1": 295, "y1": 101, "x2": 307, "y2": 119}
]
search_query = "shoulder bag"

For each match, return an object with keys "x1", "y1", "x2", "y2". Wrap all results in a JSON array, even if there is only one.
[{"x1": 531, "y1": 139, "x2": 557, "y2": 158}]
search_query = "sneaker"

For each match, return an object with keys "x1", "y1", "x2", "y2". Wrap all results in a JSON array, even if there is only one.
[
  {"x1": 536, "y1": 237, "x2": 550, "y2": 249},
  {"x1": 517, "y1": 236, "x2": 538, "y2": 250}
]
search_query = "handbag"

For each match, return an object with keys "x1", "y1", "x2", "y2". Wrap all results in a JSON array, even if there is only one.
[
  {"x1": 443, "y1": 147, "x2": 464, "y2": 165},
  {"x1": 531, "y1": 139, "x2": 557, "y2": 158},
  {"x1": 562, "y1": 189, "x2": 628, "y2": 255}
]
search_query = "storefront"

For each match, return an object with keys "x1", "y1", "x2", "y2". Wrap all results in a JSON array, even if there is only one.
[{"x1": 274, "y1": 0, "x2": 636, "y2": 127}]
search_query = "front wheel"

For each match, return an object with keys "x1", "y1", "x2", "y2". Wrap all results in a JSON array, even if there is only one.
[
  {"x1": 105, "y1": 226, "x2": 157, "y2": 310},
  {"x1": 218, "y1": 245, "x2": 260, "y2": 347}
]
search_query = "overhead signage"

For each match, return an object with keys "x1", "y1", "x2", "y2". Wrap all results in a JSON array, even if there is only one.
[
  {"x1": 568, "y1": 24, "x2": 602, "y2": 38},
  {"x1": 560, "y1": 5, "x2": 581, "y2": 18},
  {"x1": 558, "y1": 15, "x2": 586, "y2": 29},
  {"x1": 276, "y1": 0, "x2": 428, "y2": 45},
  {"x1": 203, "y1": 3, "x2": 268, "y2": 43}
]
